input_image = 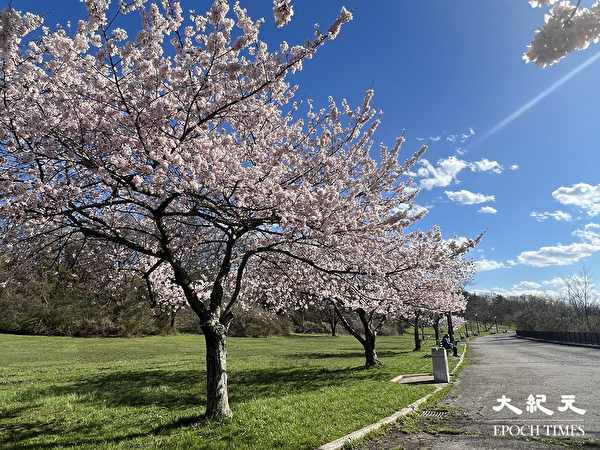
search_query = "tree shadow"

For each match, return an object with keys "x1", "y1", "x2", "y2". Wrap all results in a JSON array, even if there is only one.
[
  {"x1": 290, "y1": 349, "x2": 413, "y2": 360},
  {"x1": 14, "y1": 369, "x2": 203, "y2": 408},
  {"x1": 0, "y1": 404, "x2": 31, "y2": 420},
  {"x1": 0, "y1": 418, "x2": 152, "y2": 450},
  {"x1": 228, "y1": 364, "x2": 382, "y2": 403},
  {"x1": 16, "y1": 363, "x2": 379, "y2": 407},
  {"x1": 3, "y1": 363, "x2": 383, "y2": 447}
]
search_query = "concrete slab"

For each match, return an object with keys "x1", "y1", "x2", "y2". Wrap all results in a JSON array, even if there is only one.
[{"x1": 394, "y1": 373, "x2": 448, "y2": 385}]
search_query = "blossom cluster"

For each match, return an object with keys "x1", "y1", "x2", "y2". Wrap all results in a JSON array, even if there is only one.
[
  {"x1": 0, "y1": 0, "x2": 477, "y2": 334},
  {"x1": 525, "y1": 0, "x2": 600, "y2": 66},
  {"x1": 273, "y1": 0, "x2": 293, "y2": 28}
]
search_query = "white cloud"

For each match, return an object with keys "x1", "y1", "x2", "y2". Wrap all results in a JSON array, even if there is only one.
[
  {"x1": 517, "y1": 225, "x2": 600, "y2": 267},
  {"x1": 514, "y1": 281, "x2": 541, "y2": 290},
  {"x1": 416, "y1": 136, "x2": 440, "y2": 142},
  {"x1": 552, "y1": 183, "x2": 600, "y2": 217},
  {"x1": 446, "y1": 236, "x2": 470, "y2": 247},
  {"x1": 491, "y1": 285, "x2": 550, "y2": 297},
  {"x1": 419, "y1": 156, "x2": 469, "y2": 190},
  {"x1": 510, "y1": 164, "x2": 519, "y2": 171},
  {"x1": 414, "y1": 204, "x2": 430, "y2": 215},
  {"x1": 517, "y1": 242, "x2": 600, "y2": 267},
  {"x1": 474, "y1": 259, "x2": 505, "y2": 271},
  {"x1": 542, "y1": 277, "x2": 564, "y2": 287},
  {"x1": 417, "y1": 153, "x2": 502, "y2": 191},
  {"x1": 482, "y1": 278, "x2": 560, "y2": 297},
  {"x1": 391, "y1": 203, "x2": 429, "y2": 217},
  {"x1": 417, "y1": 167, "x2": 430, "y2": 177},
  {"x1": 480, "y1": 275, "x2": 597, "y2": 298},
  {"x1": 585, "y1": 222, "x2": 600, "y2": 230},
  {"x1": 445, "y1": 189, "x2": 495, "y2": 205},
  {"x1": 456, "y1": 147, "x2": 467, "y2": 156},
  {"x1": 469, "y1": 158, "x2": 503, "y2": 174},
  {"x1": 446, "y1": 128, "x2": 475, "y2": 144},
  {"x1": 529, "y1": 210, "x2": 572, "y2": 222},
  {"x1": 571, "y1": 227, "x2": 600, "y2": 242},
  {"x1": 498, "y1": 288, "x2": 556, "y2": 297},
  {"x1": 479, "y1": 206, "x2": 498, "y2": 214}
]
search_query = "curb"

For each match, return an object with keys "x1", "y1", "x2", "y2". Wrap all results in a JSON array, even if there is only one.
[
  {"x1": 316, "y1": 385, "x2": 444, "y2": 450},
  {"x1": 316, "y1": 344, "x2": 467, "y2": 450},
  {"x1": 451, "y1": 342, "x2": 468, "y2": 376}
]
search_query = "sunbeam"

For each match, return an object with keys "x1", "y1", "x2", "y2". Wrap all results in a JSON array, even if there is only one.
[{"x1": 471, "y1": 50, "x2": 600, "y2": 148}]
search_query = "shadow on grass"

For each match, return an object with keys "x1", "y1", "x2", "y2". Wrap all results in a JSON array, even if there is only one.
[
  {"x1": 0, "y1": 420, "x2": 151, "y2": 450},
  {"x1": 2, "y1": 364, "x2": 384, "y2": 448},
  {"x1": 13, "y1": 368, "x2": 202, "y2": 408},
  {"x1": 0, "y1": 404, "x2": 31, "y2": 420},
  {"x1": 15, "y1": 364, "x2": 382, "y2": 408},
  {"x1": 291, "y1": 349, "x2": 413, "y2": 360},
  {"x1": 229, "y1": 364, "x2": 386, "y2": 403}
]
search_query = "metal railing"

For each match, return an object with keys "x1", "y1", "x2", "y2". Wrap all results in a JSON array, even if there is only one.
[{"x1": 516, "y1": 330, "x2": 600, "y2": 346}]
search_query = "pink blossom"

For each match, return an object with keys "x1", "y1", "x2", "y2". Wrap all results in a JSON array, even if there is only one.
[{"x1": 273, "y1": 0, "x2": 294, "y2": 28}]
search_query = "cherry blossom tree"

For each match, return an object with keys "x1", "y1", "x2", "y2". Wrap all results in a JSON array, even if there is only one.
[
  {"x1": 312, "y1": 228, "x2": 479, "y2": 366},
  {"x1": 394, "y1": 234, "x2": 476, "y2": 352},
  {"x1": 424, "y1": 311, "x2": 466, "y2": 345},
  {"x1": 525, "y1": 0, "x2": 600, "y2": 66},
  {"x1": 422, "y1": 311, "x2": 444, "y2": 345},
  {"x1": 0, "y1": 0, "x2": 432, "y2": 420}
]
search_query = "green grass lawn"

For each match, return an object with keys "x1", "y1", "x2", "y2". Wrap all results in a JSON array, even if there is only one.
[{"x1": 0, "y1": 332, "x2": 463, "y2": 449}]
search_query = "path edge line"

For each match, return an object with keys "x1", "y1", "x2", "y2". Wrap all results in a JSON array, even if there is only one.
[
  {"x1": 316, "y1": 344, "x2": 467, "y2": 450},
  {"x1": 315, "y1": 385, "x2": 444, "y2": 450}
]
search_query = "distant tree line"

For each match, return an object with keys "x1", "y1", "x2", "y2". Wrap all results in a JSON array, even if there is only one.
[
  {"x1": 0, "y1": 252, "x2": 403, "y2": 338},
  {"x1": 0, "y1": 262, "x2": 401, "y2": 338},
  {"x1": 465, "y1": 270, "x2": 600, "y2": 332},
  {"x1": 0, "y1": 254, "x2": 174, "y2": 337},
  {"x1": 0, "y1": 250, "x2": 451, "y2": 340},
  {"x1": 4, "y1": 253, "x2": 599, "y2": 339}
]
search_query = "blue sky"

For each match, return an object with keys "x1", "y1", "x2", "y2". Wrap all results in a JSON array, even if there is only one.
[{"x1": 9, "y1": 0, "x2": 600, "y2": 296}]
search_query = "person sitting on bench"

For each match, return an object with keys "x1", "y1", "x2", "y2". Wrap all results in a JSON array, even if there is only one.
[{"x1": 441, "y1": 334, "x2": 458, "y2": 357}]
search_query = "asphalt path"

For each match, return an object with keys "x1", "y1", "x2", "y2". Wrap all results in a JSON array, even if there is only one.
[
  {"x1": 361, "y1": 333, "x2": 600, "y2": 449},
  {"x1": 448, "y1": 333, "x2": 600, "y2": 440}
]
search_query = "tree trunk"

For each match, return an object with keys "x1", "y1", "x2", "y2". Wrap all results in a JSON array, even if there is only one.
[
  {"x1": 362, "y1": 336, "x2": 380, "y2": 367},
  {"x1": 169, "y1": 251, "x2": 235, "y2": 422},
  {"x1": 357, "y1": 309, "x2": 381, "y2": 367},
  {"x1": 329, "y1": 305, "x2": 338, "y2": 337},
  {"x1": 413, "y1": 313, "x2": 421, "y2": 351},
  {"x1": 398, "y1": 319, "x2": 406, "y2": 335},
  {"x1": 202, "y1": 324, "x2": 233, "y2": 421},
  {"x1": 332, "y1": 304, "x2": 381, "y2": 367},
  {"x1": 433, "y1": 314, "x2": 442, "y2": 345},
  {"x1": 447, "y1": 312, "x2": 455, "y2": 345},
  {"x1": 170, "y1": 310, "x2": 176, "y2": 328}
]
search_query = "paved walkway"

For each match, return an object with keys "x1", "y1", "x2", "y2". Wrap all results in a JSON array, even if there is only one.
[{"x1": 360, "y1": 333, "x2": 600, "y2": 449}]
